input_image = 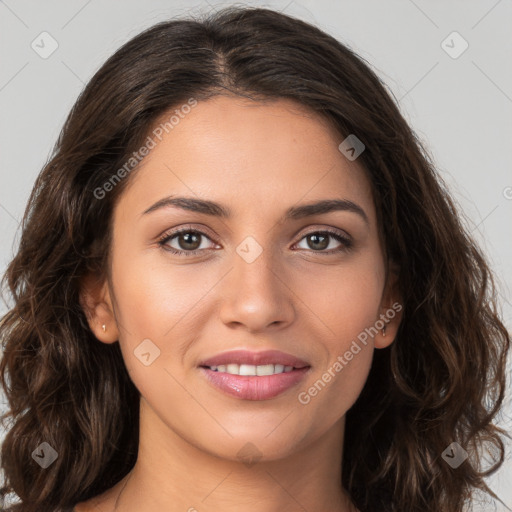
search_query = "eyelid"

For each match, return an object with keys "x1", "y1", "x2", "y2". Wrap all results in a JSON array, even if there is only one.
[
  {"x1": 294, "y1": 224, "x2": 351, "y2": 241},
  {"x1": 156, "y1": 223, "x2": 218, "y2": 243}
]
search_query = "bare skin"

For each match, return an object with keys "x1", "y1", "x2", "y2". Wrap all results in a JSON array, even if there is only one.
[{"x1": 78, "y1": 95, "x2": 401, "y2": 512}]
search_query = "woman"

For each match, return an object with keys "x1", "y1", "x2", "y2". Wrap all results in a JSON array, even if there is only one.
[{"x1": 0, "y1": 6, "x2": 509, "y2": 512}]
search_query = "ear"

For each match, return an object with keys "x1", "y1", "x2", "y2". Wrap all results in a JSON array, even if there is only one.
[
  {"x1": 79, "y1": 272, "x2": 119, "y2": 344},
  {"x1": 374, "y1": 262, "x2": 403, "y2": 349}
]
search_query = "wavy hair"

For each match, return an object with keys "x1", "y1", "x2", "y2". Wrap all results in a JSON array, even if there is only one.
[{"x1": 1, "y1": 6, "x2": 510, "y2": 512}]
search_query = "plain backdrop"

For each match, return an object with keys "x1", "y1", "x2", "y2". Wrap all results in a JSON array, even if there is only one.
[{"x1": 1, "y1": 0, "x2": 511, "y2": 509}]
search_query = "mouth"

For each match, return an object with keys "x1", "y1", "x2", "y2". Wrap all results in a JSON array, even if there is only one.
[{"x1": 198, "y1": 349, "x2": 311, "y2": 401}]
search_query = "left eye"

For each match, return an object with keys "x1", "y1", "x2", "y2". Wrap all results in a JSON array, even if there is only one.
[
  {"x1": 157, "y1": 229, "x2": 352, "y2": 256},
  {"x1": 158, "y1": 229, "x2": 216, "y2": 255},
  {"x1": 295, "y1": 231, "x2": 352, "y2": 252}
]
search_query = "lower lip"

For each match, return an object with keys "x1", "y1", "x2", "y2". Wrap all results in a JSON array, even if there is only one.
[{"x1": 199, "y1": 366, "x2": 310, "y2": 400}]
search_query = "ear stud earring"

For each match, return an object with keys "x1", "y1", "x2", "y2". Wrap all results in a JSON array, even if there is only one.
[
  {"x1": 102, "y1": 324, "x2": 106, "y2": 332},
  {"x1": 382, "y1": 325, "x2": 386, "y2": 337}
]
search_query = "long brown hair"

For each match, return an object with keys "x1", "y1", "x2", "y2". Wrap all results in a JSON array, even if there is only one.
[{"x1": 1, "y1": 6, "x2": 510, "y2": 512}]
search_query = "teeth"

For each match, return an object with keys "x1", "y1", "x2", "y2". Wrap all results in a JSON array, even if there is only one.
[
  {"x1": 207, "y1": 363, "x2": 296, "y2": 376},
  {"x1": 257, "y1": 364, "x2": 275, "y2": 376},
  {"x1": 272, "y1": 364, "x2": 284, "y2": 375}
]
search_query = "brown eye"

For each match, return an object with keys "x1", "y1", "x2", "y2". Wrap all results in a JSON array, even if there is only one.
[
  {"x1": 295, "y1": 230, "x2": 352, "y2": 253},
  {"x1": 158, "y1": 229, "x2": 217, "y2": 256},
  {"x1": 175, "y1": 232, "x2": 202, "y2": 251}
]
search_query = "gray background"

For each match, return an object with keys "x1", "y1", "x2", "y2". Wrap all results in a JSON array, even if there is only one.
[{"x1": 1, "y1": 0, "x2": 511, "y2": 509}]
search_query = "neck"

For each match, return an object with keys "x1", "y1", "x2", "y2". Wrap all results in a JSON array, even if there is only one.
[{"x1": 106, "y1": 398, "x2": 356, "y2": 512}]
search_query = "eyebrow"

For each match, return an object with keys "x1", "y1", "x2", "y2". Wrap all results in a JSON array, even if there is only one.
[{"x1": 142, "y1": 196, "x2": 369, "y2": 225}]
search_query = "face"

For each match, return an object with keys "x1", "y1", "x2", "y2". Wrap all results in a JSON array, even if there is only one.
[{"x1": 82, "y1": 95, "x2": 401, "y2": 462}]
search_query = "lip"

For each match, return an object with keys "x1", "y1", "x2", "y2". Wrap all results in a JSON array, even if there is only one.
[
  {"x1": 199, "y1": 366, "x2": 311, "y2": 400},
  {"x1": 198, "y1": 349, "x2": 311, "y2": 401},
  {"x1": 198, "y1": 349, "x2": 310, "y2": 368}
]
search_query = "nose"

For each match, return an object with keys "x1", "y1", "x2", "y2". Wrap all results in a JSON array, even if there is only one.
[{"x1": 218, "y1": 241, "x2": 295, "y2": 333}]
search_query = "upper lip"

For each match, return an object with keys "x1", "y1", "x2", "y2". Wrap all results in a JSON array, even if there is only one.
[{"x1": 199, "y1": 349, "x2": 310, "y2": 369}]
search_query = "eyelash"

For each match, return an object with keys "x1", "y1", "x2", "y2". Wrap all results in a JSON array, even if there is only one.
[{"x1": 156, "y1": 226, "x2": 353, "y2": 257}]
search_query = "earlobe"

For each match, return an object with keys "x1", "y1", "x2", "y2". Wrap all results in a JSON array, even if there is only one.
[
  {"x1": 374, "y1": 301, "x2": 403, "y2": 349},
  {"x1": 374, "y1": 317, "x2": 398, "y2": 349},
  {"x1": 79, "y1": 274, "x2": 119, "y2": 344}
]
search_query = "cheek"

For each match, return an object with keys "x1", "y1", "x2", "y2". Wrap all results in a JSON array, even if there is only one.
[
  {"x1": 298, "y1": 320, "x2": 375, "y2": 429},
  {"x1": 110, "y1": 250, "x2": 228, "y2": 402},
  {"x1": 291, "y1": 251, "x2": 385, "y2": 341},
  {"x1": 111, "y1": 249, "x2": 220, "y2": 341},
  {"x1": 300, "y1": 344, "x2": 373, "y2": 434},
  {"x1": 292, "y1": 253, "x2": 383, "y2": 415}
]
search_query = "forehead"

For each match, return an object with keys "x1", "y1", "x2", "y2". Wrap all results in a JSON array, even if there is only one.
[{"x1": 117, "y1": 95, "x2": 375, "y2": 223}]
